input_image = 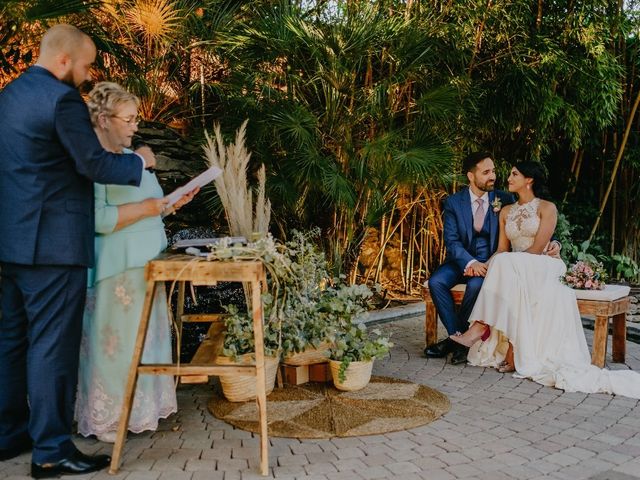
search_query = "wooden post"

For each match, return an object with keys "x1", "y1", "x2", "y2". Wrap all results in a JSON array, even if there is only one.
[
  {"x1": 252, "y1": 277, "x2": 269, "y2": 476},
  {"x1": 591, "y1": 315, "x2": 608, "y2": 368},
  {"x1": 109, "y1": 280, "x2": 157, "y2": 473},
  {"x1": 612, "y1": 312, "x2": 627, "y2": 363},
  {"x1": 425, "y1": 301, "x2": 437, "y2": 347}
]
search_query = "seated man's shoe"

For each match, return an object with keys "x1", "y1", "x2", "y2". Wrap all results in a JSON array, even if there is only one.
[
  {"x1": 31, "y1": 449, "x2": 111, "y2": 479},
  {"x1": 424, "y1": 338, "x2": 454, "y2": 358},
  {"x1": 0, "y1": 438, "x2": 32, "y2": 461},
  {"x1": 450, "y1": 345, "x2": 469, "y2": 365}
]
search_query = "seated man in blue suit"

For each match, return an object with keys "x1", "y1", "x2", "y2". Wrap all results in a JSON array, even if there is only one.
[
  {"x1": 425, "y1": 152, "x2": 560, "y2": 364},
  {"x1": 0, "y1": 25, "x2": 158, "y2": 478}
]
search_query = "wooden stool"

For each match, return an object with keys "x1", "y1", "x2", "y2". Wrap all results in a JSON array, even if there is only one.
[
  {"x1": 422, "y1": 283, "x2": 630, "y2": 368},
  {"x1": 109, "y1": 254, "x2": 270, "y2": 476}
]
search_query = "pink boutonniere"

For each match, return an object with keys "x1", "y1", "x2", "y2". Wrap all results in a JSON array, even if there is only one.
[{"x1": 491, "y1": 197, "x2": 502, "y2": 213}]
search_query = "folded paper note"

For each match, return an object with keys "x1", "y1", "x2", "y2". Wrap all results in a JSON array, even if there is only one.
[{"x1": 166, "y1": 166, "x2": 222, "y2": 207}]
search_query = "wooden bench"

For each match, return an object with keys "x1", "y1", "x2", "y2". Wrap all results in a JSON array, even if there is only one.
[{"x1": 422, "y1": 283, "x2": 630, "y2": 368}]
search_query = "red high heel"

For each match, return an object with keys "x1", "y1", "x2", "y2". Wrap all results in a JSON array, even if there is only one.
[{"x1": 480, "y1": 325, "x2": 491, "y2": 341}]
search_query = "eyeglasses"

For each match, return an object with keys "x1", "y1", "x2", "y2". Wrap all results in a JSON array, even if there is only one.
[{"x1": 111, "y1": 115, "x2": 141, "y2": 126}]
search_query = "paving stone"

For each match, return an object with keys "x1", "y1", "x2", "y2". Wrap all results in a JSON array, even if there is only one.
[
  {"x1": 271, "y1": 465, "x2": 307, "y2": 478},
  {"x1": 80, "y1": 473, "x2": 125, "y2": 480},
  {"x1": 596, "y1": 450, "x2": 635, "y2": 466},
  {"x1": 241, "y1": 471, "x2": 276, "y2": 480},
  {"x1": 332, "y1": 458, "x2": 369, "y2": 472},
  {"x1": 304, "y1": 462, "x2": 339, "y2": 475},
  {"x1": 290, "y1": 443, "x2": 323, "y2": 455},
  {"x1": 184, "y1": 459, "x2": 217, "y2": 471},
  {"x1": 216, "y1": 458, "x2": 249, "y2": 471},
  {"x1": 612, "y1": 459, "x2": 640, "y2": 478},
  {"x1": 123, "y1": 471, "x2": 160, "y2": 480},
  {"x1": 496, "y1": 465, "x2": 541, "y2": 479},
  {"x1": 199, "y1": 447, "x2": 232, "y2": 460},
  {"x1": 356, "y1": 466, "x2": 393, "y2": 480},
  {"x1": 445, "y1": 463, "x2": 482, "y2": 478},
  {"x1": 305, "y1": 452, "x2": 339, "y2": 464},
  {"x1": 412, "y1": 456, "x2": 448, "y2": 470},
  {"x1": 157, "y1": 472, "x2": 193, "y2": 480},
  {"x1": 593, "y1": 471, "x2": 640, "y2": 480},
  {"x1": 545, "y1": 452, "x2": 581, "y2": 467},
  {"x1": 332, "y1": 447, "x2": 365, "y2": 459},
  {"x1": 385, "y1": 461, "x2": 420, "y2": 474},
  {"x1": 436, "y1": 452, "x2": 472, "y2": 467},
  {"x1": 151, "y1": 458, "x2": 187, "y2": 471},
  {"x1": 360, "y1": 453, "x2": 395, "y2": 467}
]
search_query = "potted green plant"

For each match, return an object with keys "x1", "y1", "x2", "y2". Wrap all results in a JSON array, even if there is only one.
[
  {"x1": 329, "y1": 323, "x2": 393, "y2": 391},
  {"x1": 216, "y1": 304, "x2": 282, "y2": 402},
  {"x1": 276, "y1": 230, "x2": 336, "y2": 365}
]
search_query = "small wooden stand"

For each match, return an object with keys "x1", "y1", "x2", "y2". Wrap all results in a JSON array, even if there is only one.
[{"x1": 109, "y1": 254, "x2": 270, "y2": 476}]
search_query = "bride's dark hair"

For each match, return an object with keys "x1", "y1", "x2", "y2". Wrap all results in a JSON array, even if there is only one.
[{"x1": 513, "y1": 161, "x2": 550, "y2": 199}]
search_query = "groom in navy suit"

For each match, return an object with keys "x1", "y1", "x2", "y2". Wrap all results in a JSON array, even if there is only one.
[
  {"x1": 425, "y1": 152, "x2": 559, "y2": 364},
  {"x1": 0, "y1": 25, "x2": 157, "y2": 477},
  {"x1": 425, "y1": 152, "x2": 512, "y2": 364}
]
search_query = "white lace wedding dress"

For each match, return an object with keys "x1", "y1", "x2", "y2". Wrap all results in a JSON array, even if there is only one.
[{"x1": 467, "y1": 198, "x2": 640, "y2": 398}]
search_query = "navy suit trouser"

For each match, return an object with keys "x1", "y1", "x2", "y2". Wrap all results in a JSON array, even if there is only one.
[
  {"x1": 0, "y1": 263, "x2": 87, "y2": 464},
  {"x1": 428, "y1": 262, "x2": 485, "y2": 336}
]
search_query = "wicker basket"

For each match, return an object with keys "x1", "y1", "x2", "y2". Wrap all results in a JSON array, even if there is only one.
[
  {"x1": 283, "y1": 341, "x2": 332, "y2": 366},
  {"x1": 329, "y1": 359, "x2": 374, "y2": 392},
  {"x1": 217, "y1": 353, "x2": 279, "y2": 402}
]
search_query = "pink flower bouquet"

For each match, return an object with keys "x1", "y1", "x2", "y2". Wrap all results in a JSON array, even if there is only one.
[{"x1": 562, "y1": 260, "x2": 608, "y2": 290}]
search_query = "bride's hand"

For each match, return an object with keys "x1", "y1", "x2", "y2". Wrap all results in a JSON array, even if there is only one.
[
  {"x1": 543, "y1": 240, "x2": 562, "y2": 259},
  {"x1": 465, "y1": 261, "x2": 488, "y2": 277}
]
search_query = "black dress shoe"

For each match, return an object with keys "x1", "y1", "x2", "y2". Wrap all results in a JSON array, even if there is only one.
[
  {"x1": 424, "y1": 338, "x2": 454, "y2": 358},
  {"x1": 450, "y1": 345, "x2": 469, "y2": 365},
  {"x1": 0, "y1": 438, "x2": 32, "y2": 461},
  {"x1": 31, "y1": 449, "x2": 111, "y2": 479}
]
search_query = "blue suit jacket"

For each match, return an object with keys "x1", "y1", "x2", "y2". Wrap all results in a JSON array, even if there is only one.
[
  {"x1": 442, "y1": 187, "x2": 515, "y2": 271},
  {"x1": 0, "y1": 66, "x2": 143, "y2": 267}
]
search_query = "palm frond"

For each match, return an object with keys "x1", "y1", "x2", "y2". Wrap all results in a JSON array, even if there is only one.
[
  {"x1": 392, "y1": 144, "x2": 454, "y2": 185},
  {"x1": 23, "y1": 0, "x2": 101, "y2": 20},
  {"x1": 321, "y1": 163, "x2": 356, "y2": 209},
  {"x1": 126, "y1": 0, "x2": 184, "y2": 47}
]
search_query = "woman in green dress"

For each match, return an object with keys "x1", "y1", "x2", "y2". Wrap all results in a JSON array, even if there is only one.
[{"x1": 75, "y1": 82, "x2": 197, "y2": 443}]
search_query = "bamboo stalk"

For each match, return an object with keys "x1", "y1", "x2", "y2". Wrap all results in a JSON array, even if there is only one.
[{"x1": 588, "y1": 88, "x2": 640, "y2": 244}]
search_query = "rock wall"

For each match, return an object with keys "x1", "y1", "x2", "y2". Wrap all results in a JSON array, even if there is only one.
[{"x1": 135, "y1": 122, "x2": 220, "y2": 236}]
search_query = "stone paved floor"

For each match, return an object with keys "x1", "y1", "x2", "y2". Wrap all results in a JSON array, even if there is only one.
[{"x1": 2, "y1": 316, "x2": 640, "y2": 480}]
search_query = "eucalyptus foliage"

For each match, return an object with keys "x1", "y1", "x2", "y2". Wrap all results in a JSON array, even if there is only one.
[
  {"x1": 330, "y1": 324, "x2": 393, "y2": 382},
  {"x1": 214, "y1": 229, "x2": 390, "y2": 360}
]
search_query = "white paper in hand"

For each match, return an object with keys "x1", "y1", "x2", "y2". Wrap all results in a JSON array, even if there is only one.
[{"x1": 166, "y1": 166, "x2": 222, "y2": 207}]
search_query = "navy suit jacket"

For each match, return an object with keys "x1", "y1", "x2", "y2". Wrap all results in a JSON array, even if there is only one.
[
  {"x1": 442, "y1": 187, "x2": 515, "y2": 271},
  {"x1": 0, "y1": 66, "x2": 143, "y2": 267}
]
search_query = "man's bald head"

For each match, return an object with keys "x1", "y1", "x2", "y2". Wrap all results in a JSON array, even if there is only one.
[
  {"x1": 39, "y1": 24, "x2": 89, "y2": 59},
  {"x1": 36, "y1": 24, "x2": 96, "y2": 88}
]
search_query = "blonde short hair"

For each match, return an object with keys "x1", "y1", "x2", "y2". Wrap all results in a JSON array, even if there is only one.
[{"x1": 87, "y1": 82, "x2": 140, "y2": 126}]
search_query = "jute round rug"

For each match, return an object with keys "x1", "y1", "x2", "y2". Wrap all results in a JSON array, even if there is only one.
[{"x1": 208, "y1": 376, "x2": 450, "y2": 438}]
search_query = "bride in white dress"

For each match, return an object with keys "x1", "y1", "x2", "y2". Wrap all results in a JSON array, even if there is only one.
[{"x1": 451, "y1": 161, "x2": 640, "y2": 398}]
